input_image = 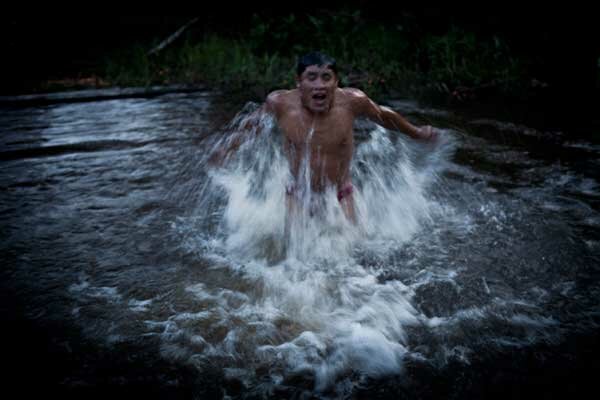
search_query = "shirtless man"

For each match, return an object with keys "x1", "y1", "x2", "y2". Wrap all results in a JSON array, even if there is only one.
[
  {"x1": 265, "y1": 53, "x2": 436, "y2": 222},
  {"x1": 213, "y1": 51, "x2": 437, "y2": 224}
]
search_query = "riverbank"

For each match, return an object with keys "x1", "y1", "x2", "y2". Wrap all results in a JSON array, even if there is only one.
[{"x1": 3, "y1": 12, "x2": 598, "y2": 139}]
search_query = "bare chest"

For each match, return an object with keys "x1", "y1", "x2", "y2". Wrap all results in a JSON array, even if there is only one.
[{"x1": 279, "y1": 110, "x2": 354, "y2": 153}]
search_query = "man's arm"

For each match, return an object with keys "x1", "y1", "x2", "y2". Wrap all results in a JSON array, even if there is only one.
[
  {"x1": 350, "y1": 89, "x2": 436, "y2": 141},
  {"x1": 208, "y1": 92, "x2": 281, "y2": 165}
]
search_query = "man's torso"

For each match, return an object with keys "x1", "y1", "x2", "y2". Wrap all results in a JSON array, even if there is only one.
[{"x1": 271, "y1": 88, "x2": 357, "y2": 192}]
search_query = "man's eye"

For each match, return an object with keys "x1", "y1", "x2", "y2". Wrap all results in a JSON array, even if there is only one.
[{"x1": 322, "y1": 74, "x2": 332, "y2": 81}]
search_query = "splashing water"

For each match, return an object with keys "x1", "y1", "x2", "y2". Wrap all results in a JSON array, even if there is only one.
[
  {"x1": 4, "y1": 91, "x2": 598, "y2": 398},
  {"x1": 170, "y1": 102, "x2": 454, "y2": 393}
]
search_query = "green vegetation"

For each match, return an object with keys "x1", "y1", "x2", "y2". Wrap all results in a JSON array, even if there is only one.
[{"x1": 102, "y1": 12, "x2": 526, "y2": 103}]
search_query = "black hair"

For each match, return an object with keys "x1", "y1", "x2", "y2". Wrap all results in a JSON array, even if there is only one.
[{"x1": 296, "y1": 51, "x2": 337, "y2": 76}]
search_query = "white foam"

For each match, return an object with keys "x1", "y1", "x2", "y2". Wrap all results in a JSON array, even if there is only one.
[
  {"x1": 128, "y1": 298, "x2": 153, "y2": 313},
  {"x1": 167, "y1": 103, "x2": 457, "y2": 387},
  {"x1": 68, "y1": 275, "x2": 122, "y2": 303}
]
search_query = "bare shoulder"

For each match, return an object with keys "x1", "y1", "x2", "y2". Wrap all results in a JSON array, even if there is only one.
[
  {"x1": 338, "y1": 87, "x2": 372, "y2": 115},
  {"x1": 341, "y1": 87, "x2": 368, "y2": 99},
  {"x1": 266, "y1": 89, "x2": 288, "y2": 102},
  {"x1": 266, "y1": 89, "x2": 295, "y2": 110}
]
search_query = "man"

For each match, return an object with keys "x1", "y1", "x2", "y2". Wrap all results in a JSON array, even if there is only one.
[{"x1": 213, "y1": 51, "x2": 438, "y2": 224}]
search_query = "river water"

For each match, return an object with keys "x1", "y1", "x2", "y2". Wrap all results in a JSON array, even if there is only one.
[{"x1": 1, "y1": 89, "x2": 599, "y2": 399}]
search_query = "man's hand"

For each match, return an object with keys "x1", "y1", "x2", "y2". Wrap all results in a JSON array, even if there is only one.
[{"x1": 418, "y1": 125, "x2": 439, "y2": 142}]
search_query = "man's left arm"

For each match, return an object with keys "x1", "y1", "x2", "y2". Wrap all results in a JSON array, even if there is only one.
[{"x1": 350, "y1": 89, "x2": 437, "y2": 141}]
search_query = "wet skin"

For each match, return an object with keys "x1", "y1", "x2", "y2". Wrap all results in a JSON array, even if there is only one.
[{"x1": 264, "y1": 65, "x2": 436, "y2": 223}]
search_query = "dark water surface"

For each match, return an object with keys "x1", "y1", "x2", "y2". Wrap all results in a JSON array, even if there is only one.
[{"x1": 1, "y1": 89, "x2": 599, "y2": 399}]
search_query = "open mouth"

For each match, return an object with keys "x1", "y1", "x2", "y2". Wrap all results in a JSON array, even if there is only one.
[{"x1": 312, "y1": 93, "x2": 327, "y2": 102}]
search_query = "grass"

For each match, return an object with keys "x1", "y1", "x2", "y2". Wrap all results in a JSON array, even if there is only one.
[{"x1": 101, "y1": 12, "x2": 527, "y2": 104}]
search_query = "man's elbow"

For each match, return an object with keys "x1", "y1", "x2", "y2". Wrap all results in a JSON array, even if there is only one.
[{"x1": 374, "y1": 107, "x2": 399, "y2": 130}]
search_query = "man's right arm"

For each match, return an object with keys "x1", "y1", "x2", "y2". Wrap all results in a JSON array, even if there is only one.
[
  {"x1": 264, "y1": 90, "x2": 285, "y2": 117},
  {"x1": 208, "y1": 91, "x2": 282, "y2": 166}
]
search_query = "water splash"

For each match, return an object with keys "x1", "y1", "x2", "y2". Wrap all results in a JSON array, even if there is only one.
[
  {"x1": 3, "y1": 90, "x2": 598, "y2": 398},
  {"x1": 187, "y1": 103, "x2": 449, "y2": 264},
  {"x1": 167, "y1": 102, "x2": 458, "y2": 392}
]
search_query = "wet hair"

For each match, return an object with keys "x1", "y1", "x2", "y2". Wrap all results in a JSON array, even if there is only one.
[{"x1": 296, "y1": 51, "x2": 337, "y2": 76}]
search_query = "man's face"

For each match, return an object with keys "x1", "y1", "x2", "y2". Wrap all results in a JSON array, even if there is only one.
[{"x1": 297, "y1": 65, "x2": 338, "y2": 114}]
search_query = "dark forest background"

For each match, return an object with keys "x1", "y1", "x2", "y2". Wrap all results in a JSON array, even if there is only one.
[{"x1": 2, "y1": 6, "x2": 599, "y2": 132}]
